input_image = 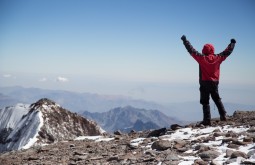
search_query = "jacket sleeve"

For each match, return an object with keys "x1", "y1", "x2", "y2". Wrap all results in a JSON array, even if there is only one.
[
  {"x1": 182, "y1": 39, "x2": 203, "y2": 56},
  {"x1": 217, "y1": 42, "x2": 235, "y2": 57}
]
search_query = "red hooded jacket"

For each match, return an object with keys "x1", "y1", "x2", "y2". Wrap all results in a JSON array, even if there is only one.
[{"x1": 183, "y1": 40, "x2": 235, "y2": 82}]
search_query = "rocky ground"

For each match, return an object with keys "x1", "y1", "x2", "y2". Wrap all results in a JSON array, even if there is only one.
[{"x1": 1, "y1": 111, "x2": 255, "y2": 165}]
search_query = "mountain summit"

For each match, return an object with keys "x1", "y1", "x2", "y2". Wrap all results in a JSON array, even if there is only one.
[
  {"x1": 83, "y1": 106, "x2": 181, "y2": 132},
  {"x1": 0, "y1": 98, "x2": 104, "y2": 153}
]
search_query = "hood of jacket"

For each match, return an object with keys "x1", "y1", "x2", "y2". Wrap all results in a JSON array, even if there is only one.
[{"x1": 202, "y1": 44, "x2": 215, "y2": 55}]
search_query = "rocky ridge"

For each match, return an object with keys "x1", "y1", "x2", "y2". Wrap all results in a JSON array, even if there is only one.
[
  {"x1": 0, "y1": 98, "x2": 103, "y2": 153},
  {"x1": 0, "y1": 110, "x2": 255, "y2": 165},
  {"x1": 32, "y1": 98, "x2": 104, "y2": 144},
  {"x1": 82, "y1": 106, "x2": 180, "y2": 133}
]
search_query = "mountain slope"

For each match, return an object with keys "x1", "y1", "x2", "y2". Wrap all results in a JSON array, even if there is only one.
[
  {"x1": 0, "y1": 98, "x2": 103, "y2": 153},
  {"x1": 82, "y1": 106, "x2": 181, "y2": 132}
]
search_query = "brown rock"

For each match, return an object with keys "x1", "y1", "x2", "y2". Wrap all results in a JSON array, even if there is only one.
[
  {"x1": 151, "y1": 140, "x2": 172, "y2": 151},
  {"x1": 230, "y1": 151, "x2": 248, "y2": 159}
]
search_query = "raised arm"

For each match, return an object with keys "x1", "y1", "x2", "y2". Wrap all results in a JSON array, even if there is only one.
[
  {"x1": 217, "y1": 39, "x2": 236, "y2": 57},
  {"x1": 181, "y1": 35, "x2": 203, "y2": 56}
]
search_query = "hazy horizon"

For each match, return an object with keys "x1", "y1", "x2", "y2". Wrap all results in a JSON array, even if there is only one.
[{"x1": 1, "y1": 0, "x2": 255, "y2": 106}]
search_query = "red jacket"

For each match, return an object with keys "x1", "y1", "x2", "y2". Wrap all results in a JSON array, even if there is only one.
[{"x1": 183, "y1": 41, "x2": 235, "y2": 82}]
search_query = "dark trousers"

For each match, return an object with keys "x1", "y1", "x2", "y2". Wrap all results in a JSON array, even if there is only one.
[{"x1": 199, "y1": 81, "x2": 226, "y2": 116}]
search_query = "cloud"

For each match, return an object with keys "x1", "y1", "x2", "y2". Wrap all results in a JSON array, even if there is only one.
[
  {"x1": 39, "y1": 77, "x2": 47, "y2": 82},
  {"x1": 2, "y1": 74, "x2": 16, "y2": 79},
  {"x1": 56, "y1": 76, "x2": 69, "y2": 82},
  {"x1": 3, "y1": 74, "x2": 12, "y2": 78}
]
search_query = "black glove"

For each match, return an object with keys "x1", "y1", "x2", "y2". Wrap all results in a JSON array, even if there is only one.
[
  {"x1": 181, "y1": 35, "x2": 187, "y2": 41},
  {"x1": 231, "y1": 39, "x2": 236, "y2": 43}
]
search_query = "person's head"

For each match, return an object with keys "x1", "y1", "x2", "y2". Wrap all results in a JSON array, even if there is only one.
[{"x1": 202, "y1": 44, "x2": 214, "y2": 55}]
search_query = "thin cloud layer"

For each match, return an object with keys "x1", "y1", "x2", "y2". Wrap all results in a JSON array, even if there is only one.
[
  {"x1": 56, "y1": 76, "x2": 69, "y2": 82},
  {"x1": 39, "y1": 77, "x2": 47, "y2": 82}
]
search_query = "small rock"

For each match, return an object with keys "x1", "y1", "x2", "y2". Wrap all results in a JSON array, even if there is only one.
[
  {"x1": 151, "y1": 140, "x2": 172, "y2": 151},
  {"x1": 71, "y1": 155, "x2": 88, "y2": 161},
  {"x1": 213, "y1": 128, "x2": 221, "y2": 133},
  {"x1": 142, "y1": 157, "x2": 155, "y2": 162},
  {"x1": 73, "y1": 151, "x2": 86, "y2": 156},
  {"x1": 145, "y1": 150, "x2": 157, "y2": 157},
  {"x1": 69, "y1": 144, "x2": 75, "y2": 148},
  {"x1": 199, "y1": 150, "x2": 221, "y2": 161},
  {"x1": 231, "y1": 151, "x2": 248, "y2": 159},
  {"x1": 177, "y1": 147, "x2": 188, "y2": 152},
  {"x1": 147, "y1": 128, "x2": 166, "y2": 137},
  {"x1": 173, "y1": 139, "x2": 186, "y2": 147},
  {"x1": 213, "y1": 132, "x2": 226, "y2": 137},
  {"x1": 232, "y1": 139, "x2": 246, "y2": 145},
  {"x1": 107, "y1": 155, "x2": 119, "y2": 161},
  {"x1": 165, "y1": 153, "x2": 180, "y2": 161},
  {"x1": 171, "y1": 124, "x2": 183, "y2": 130},
  {"x1": 195, "y1": 144, "x2": 210, "y2": 152},
  {"x1": 27, "y1": 156, "x2": 39, "y2": 161},
  {"x1": 194, "y1": 159, "x2": 208, "y2": 165},
  {"x1": 243, "y1": 137, "x2": 253, "y2": 143},
  {"x1": 114, "y1": 130, "x2": 122, "y2": 135},
  {"x1": 227, "y1": 143, "x2": 240, "y2": 149},
  {"x1": 226, "y1": 149, "x2": 234, "y2": 158}
]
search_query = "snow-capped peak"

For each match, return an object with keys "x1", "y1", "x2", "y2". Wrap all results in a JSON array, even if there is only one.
[{"x1": 0, "y1": 98, "x2": 104, "y2": 153}]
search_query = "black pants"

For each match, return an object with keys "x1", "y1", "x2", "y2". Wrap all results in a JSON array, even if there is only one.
[{"x1": 199, "y1": 81, "x2": 222, "y2": 105}]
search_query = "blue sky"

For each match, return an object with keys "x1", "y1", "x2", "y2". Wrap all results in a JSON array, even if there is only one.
[{"x1": 0, "y1": 0, "x2": 255, "y2": 104}]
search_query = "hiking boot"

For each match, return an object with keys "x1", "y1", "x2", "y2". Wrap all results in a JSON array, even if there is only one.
[
  {"x1": 220, "y1": 114, "x2": 227, "y2": 121},
  {"x1": 200, "y1": 119, "x2": 211, "y2": 126},
  {"x1": 202, "y1": 104, "x2": 211, "y2": 126}
]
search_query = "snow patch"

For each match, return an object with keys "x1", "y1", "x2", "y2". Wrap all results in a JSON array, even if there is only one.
[{"x1": 75, "y1": 136, "x2": 114, "y2": 142}]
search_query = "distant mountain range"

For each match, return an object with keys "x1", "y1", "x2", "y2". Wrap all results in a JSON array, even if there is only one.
[
  {"x1": 0, "y1": 86, "x2": 165, "y2": 113},
  {"x1": 82, "y1": 106, "x2": 181, "y2": 133},
  {"x1": 0, "y1": 98, "x2": 103, "y2": 153},
  {"x1": 1, "y1": 86, "x2": 254, "y2": 122}
]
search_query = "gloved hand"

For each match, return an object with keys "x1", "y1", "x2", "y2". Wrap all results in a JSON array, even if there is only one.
[
  {"x1": 181, "y1": 35, "x2": 187, "y2": 41},
  {"x1": 231, "y1": 39, "x2": 236, "y2": 43}
]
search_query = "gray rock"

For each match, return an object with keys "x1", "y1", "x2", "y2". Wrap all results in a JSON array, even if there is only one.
[
  {"x1": 227, "y1": 143, "x2": 240, "y2": 149},
  {"x1": 195, "y1": 144, "x2": 210, "y2": 152},
  {"x1": 165, "y1": 153, "x2": 180, "y2": 161},
  {"x1": 226, "y1": 149, "x2": 234, "y2": 158},
  {"x1": 198, "y1": 150, "x2": 221, "y2": 161},
  {"x1": 173, "y1": 139, "x2": 186, "y2": 149},
  {"x1": 114, "y1": 130, "x2": 122, "y2": 135},
  {"x1": 151, "y1": 140, "x2": 172, "y2": 151}
]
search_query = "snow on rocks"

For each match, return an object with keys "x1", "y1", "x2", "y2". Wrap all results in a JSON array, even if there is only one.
[{"x1": 0, "y1": 110, "x2": 255, "y2": 165}]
